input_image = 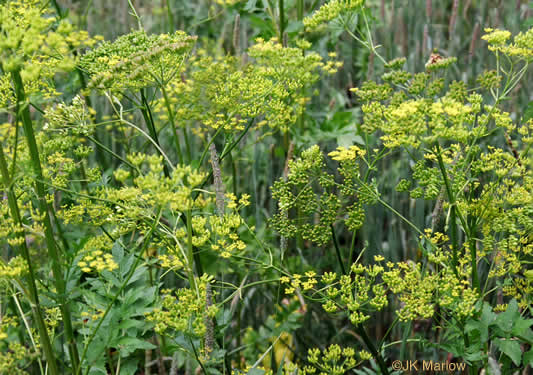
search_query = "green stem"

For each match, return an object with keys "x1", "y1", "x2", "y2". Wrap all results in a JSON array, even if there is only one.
[
  {"x1": 128, "y1": 0, "x2": 143, "y2": 30},
  {"x1": 330, "y1": 225, "x2": 346, "y2": 275},
  {"x1": 11, "y1": 69, "x2": 80, "y2": 372},
  {"x1": 186, "y1": 209, "x2": 197, "y2": 293},
  {"x1": 140, "y1": 89, "x2": 170, "y2": 177},
  {"x1": 51, "y1": 0, "x2": 64, "y2": 18},
  {"x1": 160, "y1": 85, "x2": 184, "y2": 164},
  {"x1": 348, "y1": 231, "x2": 357, "y2": 264},
  {"x1": 86, "y1": 135, "x2": 137, "y2": 171},
  {"x1": 198, "y1": 126, "x2": 223, "y2": 167},
  {"x1": 297, "y1": 0, "x2": 304, "y2": 20},
  {"x1": 0, "y1": 145, "x2": 60, "y2": 375},
  {"x1": 435, "y1": 143, "x2": 473, "y2": 282},
  {"x1": 355, "y1": 326, "x2": 390, "y2": 375},
  {"x1": 166, "y1": 0, "x2": 175, "y2": 32}
]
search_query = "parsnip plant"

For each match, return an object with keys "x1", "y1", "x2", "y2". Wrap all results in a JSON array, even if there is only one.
[{"x1": 0, "y1": 0, "x2": 532, "y2": 374}]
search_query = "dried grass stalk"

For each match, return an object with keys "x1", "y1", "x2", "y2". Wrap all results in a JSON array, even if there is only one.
[
  {"x1": 448, "y1": 0, "x2": 459, "y2": 40},
  {"x1": 469, "y1": 22, "x2": 480, "y2": 62}
]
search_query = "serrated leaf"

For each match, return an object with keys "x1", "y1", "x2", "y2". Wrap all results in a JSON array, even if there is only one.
[
  {"x1": 464, "y1": 344, "x2": 485, "y2": 362},
  {"x1": 116, "y1": 337, "x2": 156, "y2": 357},
  {"x1": 127, "y1": 265, "x2": 147, "y2": 285},
  {"x1": 494, "y1": 338, "x2": 522, "y2": 366},
  {"x1": 118, "y1": 319, "x2": 144, "y2": 331},
  {"x1": 495, "y1": 299, "x2": 519, "y2": 333},
  {"x1": 476, "y1": 303, "x2": 496, "y2": 343},
  {"x1": 112, "y1": 241, "x2": 124, "y2": 262},
  {"x1": 512, "y1": 318, "x2": 533, "y2": 337}
]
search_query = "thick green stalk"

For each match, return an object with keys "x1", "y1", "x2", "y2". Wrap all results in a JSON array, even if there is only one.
[
  {"x1": 434, "y1": 144, "x2": 459, "y2": 275},
  {"x1": 166, "y1": 0, "x2": 175, "y2": 32},
  {"x1": 140, "y1": 89, "x2": 171, "y2": 176},
  {"x1": 0, "y1": 145, "x2": 60, "y2": 375},
  {"x1": 160, "y1": 85, "x2": 184, "y2": 164},
  {"x1": 186, "y1": 209, "x2": 197, "y2": 292},
  {"x1": 468, "y1": 227, "x2": 480, "y2": 292},
  {"x1": 330, "y1": 225, "x2": 347, "y2": 275},
  {"x1": 11, "y1": 69, "x2": 80, "y2": 372},
  {"x1": 356, "y1": 326, "x2": 390, "y2": 375},
  {"x1": 297, "y1": 0, "x2": 304, "y2": 20},
  {"x1": 434, "y1": 144, "x2": 478, "y2": 290}
]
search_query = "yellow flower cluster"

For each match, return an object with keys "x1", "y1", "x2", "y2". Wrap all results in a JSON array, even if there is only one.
[
  {"x1": 303, "y1": 0, "x2": 364, "y2": 31},
  {"x1": 154, "y1": 38, "x2": 333, "y2": 135},
  {"x1": 304, "y1": 344, "x2": 368, "y2": 374},
  {"x1": 146, "y1": 275, "x2": 218, "y2": 337},
  {"x1": 280, "y1": 271, "x2": 318, "y2": 294},
  {"x1": 0, "y1": 256, "x2": 27, "y2": 279},
  {"x1": 287, "y1": 244, "x2": 480, "y2": 325},
  {"x1": 81, "y1": 30, "x2": 196, "y2": 93},
  {"x1": 0, "y1": 342, "x2": 32, "y2": 375},
  {"x1": 77, "y1": 236, "x2": 118, "y2": 273},
  {"x1": 78, "y1": 251, "x2": 118, "y2": 274},
  {"x1": 0, "y1": 0, "x2": 100, "y2": 102},
  {"x1": 328, "y1": 145, "x2": 366, "y2": 162},
  {"x1": 482, "y1": 28, "x2": 533, "y2": 59},
  {"x1": 157, "y1": 253, "x2": 184, "y2": 270},
  {"x1": 81, "y1": 309, "x2": 105, "y2": 322}
]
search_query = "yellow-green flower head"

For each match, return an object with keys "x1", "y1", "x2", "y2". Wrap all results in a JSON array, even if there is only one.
[
  {"x1": 77, "y1": 235, "x2": 118, "y2": 274},
  {"x1": 0, "y1": 256, "x2": 28, "y2": 279},
  {"x1": 481, "y1": 27, "x2": 533, "y2": 60},
  {"x1": 328, "y1": 145, "x2": 366, "y2": 161},
  {"x1": 303, "y1": 0, "x2": 364, "y2": 31},
  {"x1": 81, "y1": 30, "x2": 196, "y2": 93},
  {"x1": 0, "y1": 0, "x2": 99, "y2": 103},
  {"x1": 155, "y1": 38, "x2": 329, "y2": 134},
  {"x1": 482, "y1": 28, "x2": 512, "y2": 47}
]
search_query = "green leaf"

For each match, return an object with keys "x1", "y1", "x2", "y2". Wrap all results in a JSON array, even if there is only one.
[
  {"x1": 523, "y1": 101, "x2": 533, "y2": 123},
  {"x1": 476, "y1": 302, "x2": 497, "y2": 343},
  {"x1": 512, "y1": 318, "x2": 533, "y2": 337},
  {"x1": 116, "y1": 337, "x2": 156, "y2": 357},
  {"x1": 524, "y1": 349, "x2": 533, "y2": 366},
  {"x1": 285, "y1": 20, "x2": 303, "y2": 34},
  {"x1": 495, "y1": 299, "x2": 519, "y2": 334},
  {"x1": 244, "y1": 0, "x2": 258, "y2": 11},
  {"x1": 119, "y1": 359, "x2": 138, "y2": 375},
  {"x1": 494, "y1": 338, "x2": 522, "y2": 366},
  {"x1": 118, "y1": 319, "x2": 145, "y2": 331}
]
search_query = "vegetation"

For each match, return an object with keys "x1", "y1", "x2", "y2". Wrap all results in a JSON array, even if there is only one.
[{"x1": 1, "y1": 0, "x2": 533, "y2": 374}]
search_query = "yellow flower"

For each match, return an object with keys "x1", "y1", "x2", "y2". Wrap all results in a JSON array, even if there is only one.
[{"x1": 328, "y1": 145, "x2": 366, "y2": 161}]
